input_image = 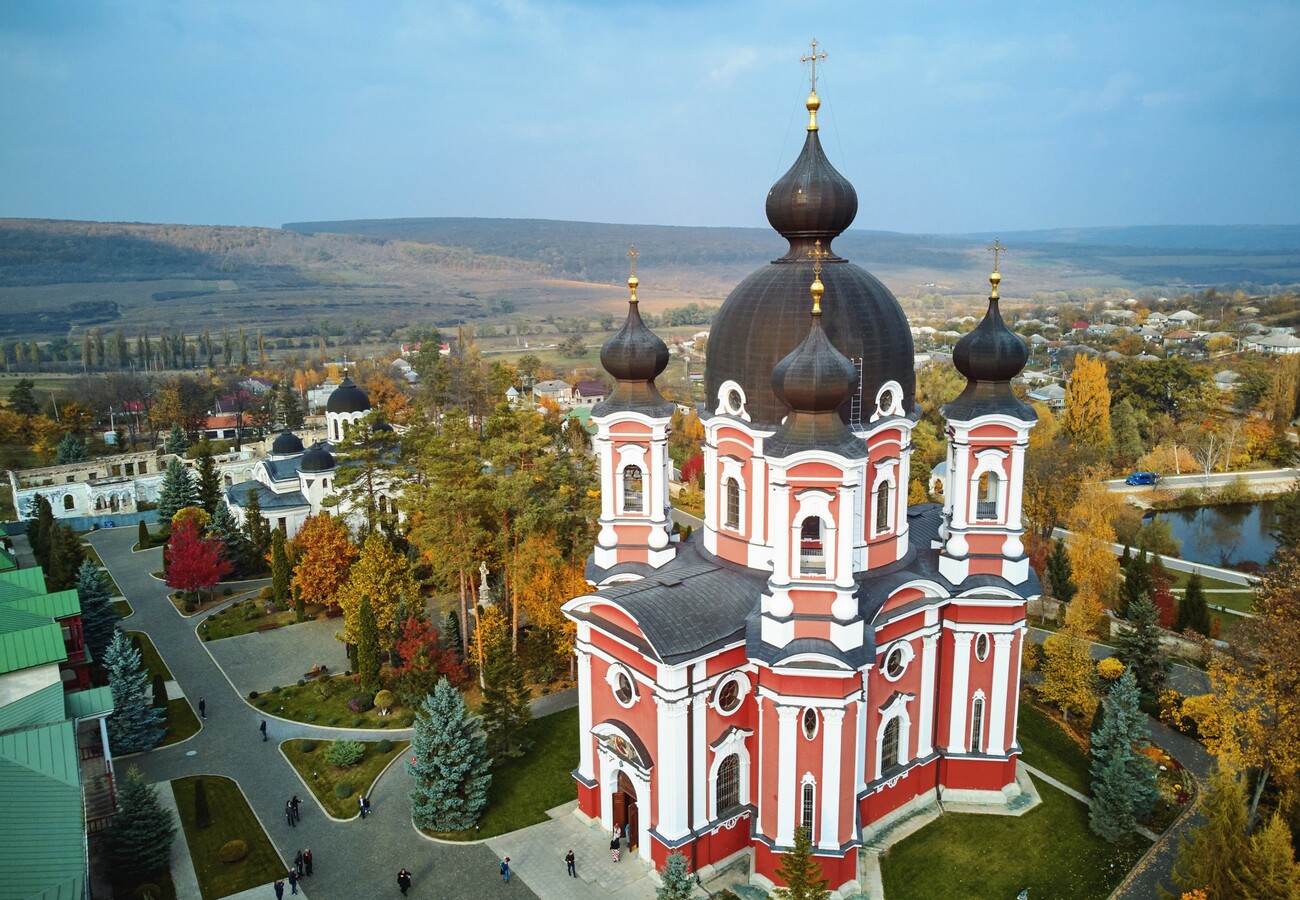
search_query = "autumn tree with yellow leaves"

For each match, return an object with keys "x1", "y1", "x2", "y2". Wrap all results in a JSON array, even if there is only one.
[
  {"x1": 290, "y1": 513, "x2": 358, "y2": 609},
  {"x1": 1065, "y1": 482, "x2": 1122, "y2": 613},
  {"x1": 336, "y1": 531, "x2": 420, "y2": 643},
  {"x1": 1062, "y1": 354, "x2": 1112, "y2": 451}
]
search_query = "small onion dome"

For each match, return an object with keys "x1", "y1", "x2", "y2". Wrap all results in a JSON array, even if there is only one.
[
  {"x1": 326, "y1": 374, "x2": 371, "y2": 414},
  {"x1": 300, "y1": 442, "x2": 336, "y2": 472},
  {"x1": 371, "y1": 420, "x2": 394, "y2": 433},
  {"x1": 765, "y1": 108, "x2": 858, "y2": 259},
  {"x1": 595, "y1": 263, "x2": 675, "y2": 417},
  {"x1": 944, "y1": 271, "x2": 1036, "y2": 422},
  {"x1": 270, "y1": 429, "x2": 303, "y2": 456}
]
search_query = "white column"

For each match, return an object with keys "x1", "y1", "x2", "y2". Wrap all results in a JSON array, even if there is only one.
[
  {"x1": 692, "y1": 671, "x2": 708, "y2": 830},
  {"x1": 855, "y1": 683, "x2": 867, "y2": 793},
  {"x1": 702, "y1": 443, "x2": 718, "y2": 531},
  {"x1": 775, "y1": 705, "x2": 800, "y2": 846},
  {"x1": 836, "y1": 484, "x2": 855, "y2": 588},
  {"x1": 770, "y1": 482, "x2": 792, "y2": 583},
  {"x1": 751, "y1": 456, "x2": 767, "y2": 545},
  {"x1": 987, "y1": 632, "x2": 1015, "y2": 756},
  {"x1": 1005, "y1": 442, "x2": 1027, "y2": 526},
  {"x1": 99, "y1": 716, "x2": 115, "y2": 780},
  {"x1": 949, "y1": 438, "x2": 969, "y2": 531},
  {"x1": 1011, "y1": 628, "x2": 1026, "y2": 741},
  {"x1": 947, "y1": 632, "x2": 974, "y2": 753},
  {"x1": 917, "y1": 633, "x2": 938, "y2": 757},
  {"x1": 818, "y1": 708, "x2": 846, "y2": 851},
  {"x1": 655, "y1": 696, "x2": 691, "y2": 839},
  {"x1": 576, "y1": 648, "x2": 595, "y2": 780}
]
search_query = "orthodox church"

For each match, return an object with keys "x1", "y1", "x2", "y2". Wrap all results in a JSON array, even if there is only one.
[{"x1": 562, "y1": 75, "x2": 1039, "y2": 896}]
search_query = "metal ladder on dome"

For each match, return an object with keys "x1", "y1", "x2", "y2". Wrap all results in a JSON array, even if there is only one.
[{"x1": 849, "y1": 357, "x2": 864, "y2": 427}]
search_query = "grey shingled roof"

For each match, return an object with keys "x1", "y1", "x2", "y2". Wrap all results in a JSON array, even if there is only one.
[
  {"x1": 226, "y1": 482, "x2": 310, "y2": 511},
  {"x1": 262, "y1": 456, "x2": 305, "y2": 483}
]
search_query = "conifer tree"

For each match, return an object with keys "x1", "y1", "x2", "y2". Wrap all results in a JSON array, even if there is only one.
[
  {"x1": 104, "y1": 630, "x2": 166, "y2": 753},
  {"x1": 278, "y1": 381, "x2": 305, "y2": 430},
  {"x1": 108, "y1": 767, "x2": 176, "y2": 878},
  {"x1": 1169, "y1": 769, "x2": 1250, "y2": 898},
  {"x1": 207, "y1": 502, "x2": 246, "y2": 571},
  {"x1": 1230, "y1": 814, "x2": 1300, "y2": 899},
  {"x1": 240, "y1": 487, "x2": 272, "y2": 575},
  {"x1": 774, "y1": 825, "x2": 831, "y2": 900},
  {"x1": 193, "y1": 440, "x2": 222, "y2": 515},
  {"x1": 165, "y1": 421, "x2": 189, "y2": 455},
  {"x1": 293, "y1": 584, "x2": 306, "y2": 623},
  {"x1": 444, "y1": 610, "x2": 463, "y2": 661},
  {"x1": 193, "y1": 778, "x2": 212, "y2": 829},
  {"x1": 151, "y1": 672, "x2": 168, "y2": 714},
  {"x1": 47, "y1": 524, "x2": 84, "y2": 591},
  {"x1": 270, "y1": 529, "x2": 291, "y2": 605},
  {"x1": 406, "y1": 678, "x2": 492, "y2": 831},
  {"x1": 480, "y1": 619, "x2": 533, "y2": 759},
  {"x1": 1045, "y1": 538, "x2": 1077, "y2": 603},
  {"x1": 156, "y1": 457, "x2": 200, "y2": 523},
  {"x1": 55, "y1": 432, "x2": 89, "y2": 464},
  {"x1": 1089, "y1": 669, "x2": 1158, "y2": 842},
  {"x1": 1116, "y1": 593, "x2": 1169, "y2": 698},
  {"x1": 137, "y1": 518, "x2": 151, "y2": 550},
  {"x1": 1120, "y1": 549, "x2": 1154, "y2": 619},
  {"x1": 657, "y1": 852, "x2": 695, "y2": 900},
  {"x1": 76, "y1": 559, "x2": 119, "y2": 662},
  {"x1": 1175, "y1": 572, "x2": 1212, "y2": 636},
  {"x1": 357, "y1": 595, "x2": 382, "y2": 693},
  {"x1": 29, "y1": 494, "x2": 55, "y2": 568}
]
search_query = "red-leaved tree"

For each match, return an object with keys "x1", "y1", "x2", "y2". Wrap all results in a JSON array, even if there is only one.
[
  {"x1": 681, "y1": 453, "x2": 704, "y2": 487},
  {"x1": 395, "y1": 616, "x2": 466, "y2": 685},
  {"x1": 165, "y1": 519, "x2": 232, "y2": 601}
]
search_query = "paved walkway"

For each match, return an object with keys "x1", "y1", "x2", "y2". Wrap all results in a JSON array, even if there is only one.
[
  {"x1": 1027, "y1": 626, "x2": 1210, "y2": 695},
  {"x1": 206, "y1": 617, "x2": 349, "y2": 698},
  {"x1": 89, "y1": 526, "x2": 540, "y2": 900}
]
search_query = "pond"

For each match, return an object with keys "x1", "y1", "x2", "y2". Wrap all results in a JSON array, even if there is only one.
[{"x1": 1147, "y1": 500, "x2": 1279, "y2": 569}]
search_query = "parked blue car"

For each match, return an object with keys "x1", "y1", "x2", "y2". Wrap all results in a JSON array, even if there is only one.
[{"x1": 1125, "y1": 471, "x2": 1160, "y2": 486}]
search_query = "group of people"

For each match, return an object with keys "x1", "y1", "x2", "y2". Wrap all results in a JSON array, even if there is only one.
[{"x1": 271, "y1": 847, "x2": 312, "y2": 897}]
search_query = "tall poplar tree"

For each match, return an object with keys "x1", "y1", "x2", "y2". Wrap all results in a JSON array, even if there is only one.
[
  {"x1": 270, "y1": 529, "x2": 291, "y2": 605},
  {"x1": 240, "y1": 487, "x2": 272, "y2": 575},
  {"x1": 1062, "y1": 354, "x2": 1112, "y2": 450},
  {"x1": 407, "y1": 678, "x2": 492, "y2": 832},
  {"x1": 356, "y1": 596, "x2": 381, "y2": 693}
]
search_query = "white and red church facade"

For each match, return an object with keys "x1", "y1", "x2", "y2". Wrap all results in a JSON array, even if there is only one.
[{"x1": 563, "y1": 85, "x2": 1039, "y2": 898}]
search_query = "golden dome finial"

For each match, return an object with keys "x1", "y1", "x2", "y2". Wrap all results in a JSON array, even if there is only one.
[
  {"x1": 626, "y1": 244, "x2": 639, "y2": 303},
  {"x1": 802, "y1": 39, "x2": 827, "y2": 131},
  {"x1": 809, "y1": 239, "x2": 827, "y2": 314},
  {"x1": 987, "y1": 238, "x2": 1006, "y2": 300}
]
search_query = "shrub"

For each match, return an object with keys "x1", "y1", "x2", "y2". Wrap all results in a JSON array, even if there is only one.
[
  {"x1": 222, "y1": 587, "x2": 233, "y2": 596},
  {"x1": 326, "y1": 740, "x2": 365, "y2": 767},
  {"x1": 247, "y1": 690, "x2": 258, "y2": 701},
  {"x1": 334, "y1": 781, "x2": 354, "y2": 799},
  {"x1": 376, "y1": 738, "x2": 393, "y2": 753},
  {"x1": 183, "y1": 600, "x2": 196, "y2": 613},
  {"x1": 270, "y1": 685, "x2": 281, "y2": 694},
  {"x1": 296, "y1": 679, "x2": 306, "y2": 687},
  {"x1": 256, "y1": 699, "x2": 268, "y2": 708},
  {"x1": 193, "y1": 778, "x2": 211, "y2": 829},
  {"x1": 1097, "y1": 657, "x2": 1125, "y2": 681},
  {"x1": 346, "y1": 693, "x2": 374, "y2": 713},
  {"x1": 259, "y1": 586, "x2": 274, "y2": 601},
  {"x1": 327, "y1": 717, "x2": 339, "y2": 726},
  {"x1": 318, "y1": 673, "x2": 332, "y2": 683},
  {"x1": 373, "y1": 689, "x2": 395, "y2": 713},
  {"x1": 307, "y1": 713, "x2": 318, "y2": 723},
  {"x1": 351, "y1": 717, "x2": 364, "y2": 728},
  {"x1": 299, "y1": 740, "x2": 318, "y2": 753},
  {"x1": 217, "y1": 839, "x2": 249, "y2": 864}
]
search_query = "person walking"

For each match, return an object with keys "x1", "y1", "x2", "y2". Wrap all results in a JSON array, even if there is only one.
[
  {"x1": 273, "y1": 879, "x2": 284, "y2": 899},
  {"x1": 303, "y1": 848, "x2": 313, "y2": 877},
  {"x1": 290, "y1": 795, "x2": 300, "y2": 823},
  {"x1": 397, "y1": 868, "x2": 412, "y2": 895},
  {"x1": 500, "y1": 856, "x2": 511, "y2": 883},
  {"x1": 285, "y1": 800, "x2": 295, "y2": 827},
  {"x1": 358, "y1": 794, "x2": 367, "y2": 819},
  {"x1": 294, "y1": 850, "x2": 303, "y2": 877},
  {"x1": 565, "y1": 849, "x2": 576, "y2": 877},
  {"x1": 198, "y1": 697, "x2": 206, "y2": 719},
  {"x1": 364, "y1": 795, "x2": 372, "y2": 816},
  {"x1": 287, "y1": 870, "x2": 299, "y2": 895},
  {"x1": 610, "y1": 834, "x2": 621, "y2": 863},
  {"x1": 260, "y1": 719, "x2": 268, "y2": 742}
]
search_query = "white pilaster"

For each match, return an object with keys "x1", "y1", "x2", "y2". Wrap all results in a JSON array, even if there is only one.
[
  {"x1": 576, "y1": 648, "x2": 595, "y2": 780},
  {"x1": 771, "y1": 482, "x2": 792, "y2": 584},
  {"x1": 775, "y1": 705, "x2": 799, "y2": 846},
  {"x1": 818, "y1": 708, "x2": 846, "y2": 851},
  {"x1": 947, "y1": 632, "x2": 974, "y2": 753},
  {"x1": 917, "y1": 633, "x2": 938, "y2": 757},
  {"x1": 655, "y1": 696, "x2": 692, "y2": 840},
  {"x1": 692, "y1": 667, "x2": 708, "y2": 830},
  {"x1": 855, "y1": 681, "x2": 867, "y2": 793},
  {"x1": 988, "y1": 632, "x2": 1015, "y2": 755}
]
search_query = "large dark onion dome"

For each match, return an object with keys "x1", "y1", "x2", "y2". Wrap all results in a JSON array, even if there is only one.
[
  {"x1": 705, "y1": 90, "x2": 915, "y2": 427},
  {"x1": 326, "y1": 374, "x2": 371, "y2": 414},
  {"x1": 271, "y1": 428, "x2": 304, "y2": 456},
  {"x1": 767, "y1": 269, "x2": 865, "y2": 459},
  {"x1": 300, "y1": 442, "x2": 336, "y2": 472},
  {"x1": 943, "y1": 268, "x2": 1037, "y2": 422},
  {"x1": 593, "y1": 251, "x2": 676, "y2": 418}
]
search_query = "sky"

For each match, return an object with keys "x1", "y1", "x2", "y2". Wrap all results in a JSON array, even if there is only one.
[{"x1": 2, "y1": 1, "x2": 1298, "y2": 234}]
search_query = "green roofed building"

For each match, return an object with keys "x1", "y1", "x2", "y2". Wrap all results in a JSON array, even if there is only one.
[{"x1": 0, "y1": 562, "x2": 115, "y2": 900}]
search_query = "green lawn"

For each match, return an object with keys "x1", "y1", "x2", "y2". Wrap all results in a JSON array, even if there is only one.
[
  {"x1": 250, "y1": 677, "x2": 415, "y2": 729},
  {"x1": 126, "y1": 631, "x2": 200, "y2": 746},
  {"x1": 879, "y1": 778, "x2": 1147, "y2": 900},
  {"x1": 431, "y1": 706, "x2": 580, "y2": 840},
  {"x1": 111, "y1": 869, "x2": 177, "y2": 900},
  {"x1": 128, "y1": 630, "x2": 173, "y2": 679},
  {"x1": 81, "y1": 543, "x2": 104, "y2": 566},
  {"x1": 113, "y1": 598, "x2": 133, "y2": 618},
  {"x1": 281, "y1": 738, "x2": 409, "y2": 818},
  {"x1": 201, "y1": 598, "x2": 326, "y2": 641},
  {"x1": 172, "y1": 775, "x2": 286, "y2": 900},
  {"x1": 1017, "y1": 701, "x2": 1091, "y2": 795}
]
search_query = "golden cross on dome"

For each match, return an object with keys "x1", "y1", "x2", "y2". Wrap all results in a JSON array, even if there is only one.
[
  {"x1": 987, "y1": 238, "x2": 1006, "y2": 273},
  {"x1": 802, "y1": 39, "x2": 827, "y2": 93},
  {"x1": 809, "y1": 239, "x2": 827, "y2": 314},
  {"x1": 626, "y1": 244, "x2": 639, "y2": 303}
]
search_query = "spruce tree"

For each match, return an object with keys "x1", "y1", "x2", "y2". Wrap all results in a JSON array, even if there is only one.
[
  {"x1": 137, "y1": 518, "x2": 150, "y2": 550},
  {"x1": 108, "y1": 767, "x2": 175, "y2": 878},
  {"x1": 1089, "y1": 669, "x2": 1158, "y2": 842},
  {"x1": 1046, "y1": 538, "x2": 1077, "y2": 603},
  {"x1": 47, "y1": 524, "x2": 85, "y2": 591},
  {"x1": 657, "y1": 851, "x2": 694, "y2": 900},
  {"x1": 28, "y1": 494, "x2": 55, "y2": 569},
  {"x1": 480, "y1": 625, "x2": 533, "y2": 759},
  {"x1": 193, "y1": 440, "x2": 222, "y2": 515},
  {"x1": 1175, "y1": 572, "x2": 1212, "y2": 636},
  {"x1": 207, "y1": 502, "x2": 246, "y2": 572},
  {"x1": 104, "y1": 631, "x2": 165, "y2": 753},
  {"x1": 1120, "y1": 549, "x2": 1154, "y2": 619},
  {"x1": 279, "y1": 381, "x2": 305, "y2": 430},
  {"x1": 1169, "y1": 768, "x2": 1251, "y2": 898},
  {"x1": 444, "y1": 610, "x2": 463, "y2": 661},
  {"x1": 193, "y1": 778, "x2": 212, "y2": 829},
  {"x1": 76, "y1": 559, "x2": 119, "y2": 662},
  {"x1": 241, "y1": 487, "x2": 272, "y2": 575},
  {"x1": 56, "y1": 432, "x2": 88, "y2": 464},
  {"x1": 165, "y1": 422, "x2": 189, "y2": 455},
  {"x1": 774, "y1": 825, "x2": 831, "y2": 900},
  {"x1": 1116, "y1": 594, "x2": 1169, "y2": 698},
  {"x1": 293, "y1": 584, "x2": 306, "y2": 623},
  {"x1": 156, "y1": 457, "x2": 199, "y2": 523},
  {"x1": 151, "y1": 673, "x2": 168, "y2": 715},
  {"x1": 406, "y1": 678, "x2": 492, "y2": 831},
  {"x1": 357, "y1": 595, "x2": 381, "y2": 693},
  {"x1": 1230, "y1": 814, "x2": 1300, "y2": 899},
  {"x1": 270, "y1": 529, "x2": 291, "y2": 605}
]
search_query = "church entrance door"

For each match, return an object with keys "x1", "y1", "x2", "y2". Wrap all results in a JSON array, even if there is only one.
[{"x1": 614, "y1": 770, "x2": 640, "y2": 851}]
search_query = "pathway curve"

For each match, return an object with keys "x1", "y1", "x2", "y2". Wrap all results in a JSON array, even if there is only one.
[
  {"x1": 1027, "y1": 626, "x2": 1210, "y2": 696},
  {"x1": 89, "y1": 527, "x2": 539, "y2": 900}
]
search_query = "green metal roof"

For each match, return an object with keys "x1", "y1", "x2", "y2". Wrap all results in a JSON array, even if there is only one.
[
  {"x1": 0, "y1": 682, "x2": 67, "y2": 732},
  {"x1": 0, "y1": 548, "x2": 16, "y2": 571},
  {"x1": 4, "y1": 589, "x2": 81, "y2": 621},
  {"x1": 0, "y1": 607, "x2": 68, "y2": 674},
  {"x1": 63, "y1": 686, "x2": 113, "y2": 721},
  {"x1": 0, "y1": 720, "x2": 86, "y2": 900},
  {"x1": 0, "y1": 568, "x2": 49, "y2": 594}
]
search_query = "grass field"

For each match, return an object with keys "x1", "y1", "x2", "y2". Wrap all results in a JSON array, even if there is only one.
[
  {"x1": 172, "y1": 775, "x2": 286, "y2": 900},
  {"x1": 430, "y1": 706, "x2": 579, "y2": 840},
  {"x1": 201, "y1": 599, "x2": 326, "y2": 641},
  {"x1": 128, "y1": 630, "x2": 172, "y2": 679},
  {"x1": 1016, "y1": 701, "x2": 1091, "y2": 795},
  {"x1": 249, "y1": 677, "x2": 414, "y2": 729},
  {"x1": 113, "y1": 598, "x2": 133, "y2": 618},
  {"x1": 281, "y1": 738, "x2": 409, "y2": 819}
]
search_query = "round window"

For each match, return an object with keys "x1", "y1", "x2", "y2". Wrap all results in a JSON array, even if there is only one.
[
  {"x1": 885, "y1": 645, "x2": 907, "y2": 679},
  {"x1": 717, "y1": 679, "x2": 741, "y2": 713},
  {"x1": 975, "y1": 634, "x2": 990, "y2": 662},
  {"x1": 802, "y1": 708, "x2": 819, "y2": 740},
  {"x1": 614, "y1": 671, "x2": 635, "y2": 705},
  {"x1": 727, "y1": 389, "x2": 743, "y2": 412},
  {"x1": 878, "y1": 389, "x2": 895, "y2": 415}
]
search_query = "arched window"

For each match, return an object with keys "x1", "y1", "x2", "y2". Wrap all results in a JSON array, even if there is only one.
[
  {"x1": 875, "y1": 482, "x2": 891, "y2": 533},
  {"x1": 224, "y1": 474, "x2": 233, "y2": 487},
  {"x1": 725, "y1": 478, "x2": 740, "y2": 530},
  {"x1": 622, "y1": 466, "x2": 643, "y2": 513},
  {"x1": 63, "y1": 494, "x2": 75, "y2": 511},
  {"x1": 976, "y1": 471, "x2": 1000, "y2": 520},
  {"x1": 799, "y1": 517, "x2": 825, "y2": 575},
  {"x1": 881, "y1": 717, "x2": 901, "y2": 774},
  {"x1": 801, "y1": 781, "x2": 815, "y2": 835},
  {"x1": 716, "y1": 754, "x2": 740, "y2": 816},
  {"x1": 970, "y1": 696, "x2": 985, "y2": 753}
]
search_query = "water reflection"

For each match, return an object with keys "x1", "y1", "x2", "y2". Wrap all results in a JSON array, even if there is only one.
[{"x1": 1151, "y1": 500, "x2": 1278, "y2": 568}]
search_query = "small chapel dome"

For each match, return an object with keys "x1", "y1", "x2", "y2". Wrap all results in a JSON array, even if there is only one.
[
  {"x1": 945, "y1": 264, "x2": 1036, "y2": 422},
  {"x1": 371, "y1": 420, "x2": 394, "y2": 433},
  {"x1": 271, "y1": 429, "x2": 304, "y2": 456},
  {"x1": 300, "y1": 442, "x2": 336, "y2": 472},
  {"x1": 595, "y1": 246, "x2": 675, "y2": 417},
  {"x1": 326, "y1": 375, "x2": 371, "y2": 414}
]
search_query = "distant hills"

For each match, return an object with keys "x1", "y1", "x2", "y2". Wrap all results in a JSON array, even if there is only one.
[{"x1": 0, "y1": 216, "x2": 1297, "y2": 341}]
